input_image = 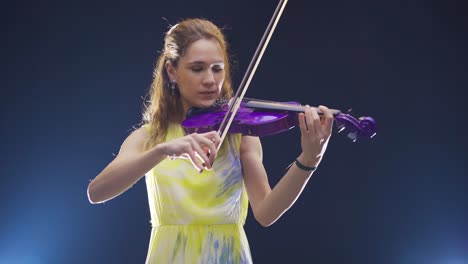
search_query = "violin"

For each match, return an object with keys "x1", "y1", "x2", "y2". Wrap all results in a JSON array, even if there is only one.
[
  {"x1": 183, "y1": 0, "x2": 376, "y2": 146},
  {"x1": 182, "y1": 98, "x2": 376, "y2": 142}
]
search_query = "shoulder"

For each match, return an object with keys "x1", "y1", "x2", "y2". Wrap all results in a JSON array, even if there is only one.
[
  {"x1": 240, "y1": 136, "x2": 262, "y2": 159},
  {"x1": 118, "y1": 125, "x2": 150, "y2": 154},
  {"x1": 128, "y1": 125, "x2": 150, "y2": 142}
]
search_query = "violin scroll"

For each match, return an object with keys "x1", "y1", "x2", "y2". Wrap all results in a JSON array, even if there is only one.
[{"x1": 335, "y1": 114, "x2": 377, "y2": 142}]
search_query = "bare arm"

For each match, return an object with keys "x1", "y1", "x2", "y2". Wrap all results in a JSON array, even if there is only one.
[
  {"x1": 87, "y1": 127, "x2": 167, "y2": 204},
  {"x1": 241, "y1": 137, "x2": 315, "y2": 227},
  {"x1": 87, "y1": 127, "x2": 221, "y2": 204},
  {"x1": 241, "y1": 105, "x2": 334, "y2": 227}
]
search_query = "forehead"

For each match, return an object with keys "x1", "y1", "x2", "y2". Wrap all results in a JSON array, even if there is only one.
[{"x1": 181, "y1": 38, "x2": 224, "y2": 64}]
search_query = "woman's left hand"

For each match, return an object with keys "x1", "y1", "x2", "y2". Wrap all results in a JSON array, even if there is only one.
[{"x1": 297, "y1": 105, "x2": 334, "y2": 168}]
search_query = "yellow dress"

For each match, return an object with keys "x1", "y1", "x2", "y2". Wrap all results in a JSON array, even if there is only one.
[{"x1": 143, "y1": 124, "x2": 252, "y2": 264}]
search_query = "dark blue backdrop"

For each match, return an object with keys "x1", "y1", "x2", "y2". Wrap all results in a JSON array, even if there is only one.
[{"x1": 3, "y1": 0, "x2": 467, "y2": 263}]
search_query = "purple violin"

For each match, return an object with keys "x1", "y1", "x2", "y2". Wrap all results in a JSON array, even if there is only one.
[
  {"x1": 182, "y1": 98, "x2": 376, "y2": 142},
  {"x1": 183, "y1": 0, "x2": 376, "y2": 145}
]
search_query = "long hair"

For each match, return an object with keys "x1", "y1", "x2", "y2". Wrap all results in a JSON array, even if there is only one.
[{"x1": 142, "y1": 18, "x2": 234, "y2": 150}]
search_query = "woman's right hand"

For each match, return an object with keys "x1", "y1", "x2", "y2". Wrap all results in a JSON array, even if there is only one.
[{"x1": 160, "y1": 131, "x2": 220, "y2": 171}]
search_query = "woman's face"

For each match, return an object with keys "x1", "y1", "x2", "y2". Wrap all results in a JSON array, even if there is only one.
[{"x1": 167, "y1": 38, "x2": 225, "y2": 113}]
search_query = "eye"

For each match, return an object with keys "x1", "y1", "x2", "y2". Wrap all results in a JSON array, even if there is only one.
[
  {"x1": 191, "y1": 67, "x2": 203, "y2": 72},
  {"x1": 212, "y1": 67, "x2": 224, "y2": 73}
]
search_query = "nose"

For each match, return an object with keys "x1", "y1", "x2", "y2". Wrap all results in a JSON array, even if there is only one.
[{"x1": 202, "y1": 70, "x2": 216, "y2": 86}]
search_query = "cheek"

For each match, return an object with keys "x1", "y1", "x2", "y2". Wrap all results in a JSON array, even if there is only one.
[
  {"x1": 179, "y1": 76, "x2": 198, "y2": 91},
  {"x1": 216, "y1": 74, "x2": 225, "y2": 84},
  {"x1": 217, "y1": 79, "x2": 224, "y2": 90}
]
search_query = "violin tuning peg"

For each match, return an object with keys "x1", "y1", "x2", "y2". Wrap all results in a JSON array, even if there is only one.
[
  {"x1": 347, "y1": 132, "x2": 357, "y2": 142},
  {"x1": 338, "y1": 126, "x2": 346, "y2": 133}
]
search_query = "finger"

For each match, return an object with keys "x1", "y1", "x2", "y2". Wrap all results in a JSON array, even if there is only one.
[
  {"x1": 318, "y1": 105, "x2": 334, "y2": 135},
  {"x1": 200, "y1": 138, "x2": 217, "y2": 169},
  {"x1": 182, "y1": 138, "x2": 205, "y2": 171},
  {"x1": 298, "y1": 112, "x2": 308, "y2": 136},
  {"x1": 187, "y1": 152, "x2": 205, "y2": 172},
  {"x1": 190, "y1": 137, "x2": 211, "y2": 170},
  {"x1": 181, "y1": 143, "x2": 204, "y2": 172},
  {"x1": 304, "y1": 105, "x2": 315, "y2": 133},
  {"x1": 196, "y1": 135, "x2": 217, "y2": 169},
  {"x1": 202, "y1": 131, "x2": 221, "y2": 166},
  {"x1": 203, "y1": 130, "x2": 221, "y2": 145},
  {"x1": 202, "y1": 131, "x2": 220, "y2": 151},
  {"x1": 309, "y1": 106, "x2": 322, "y2": 136}
]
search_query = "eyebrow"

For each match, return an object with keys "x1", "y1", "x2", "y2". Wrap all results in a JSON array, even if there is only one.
[{"x1": 187, "y1": 60, "x2": 224, "y2": 65}]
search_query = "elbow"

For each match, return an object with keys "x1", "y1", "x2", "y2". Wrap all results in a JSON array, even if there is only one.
[
  {"x1": 252, "y1": 204, "x2": 279, "y2": 227},
  {"x1": 257, "y1": 219, "x2": 273, "y2": 228},
  {"x1": 254, "y1": 213, "x2": 275, "y2": 228}
]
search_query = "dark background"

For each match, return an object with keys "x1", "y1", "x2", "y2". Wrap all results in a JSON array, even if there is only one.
[{"x1": 3, "y1": 0, "x2": 467, "y2": 263}]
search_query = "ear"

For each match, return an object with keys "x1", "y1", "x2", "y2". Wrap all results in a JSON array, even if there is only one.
[{"x1": 165, "y1": 61, "x2": 177, "y2": 82}]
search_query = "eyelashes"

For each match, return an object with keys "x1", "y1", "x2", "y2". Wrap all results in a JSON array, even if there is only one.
[{"x1": 190, "y1": 67, "x2": 224, "y2": 73}]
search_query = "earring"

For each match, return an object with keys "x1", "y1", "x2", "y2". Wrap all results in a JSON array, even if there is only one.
[{"x1": 170, "y1": 81, "x2": 176, "y2": 96}]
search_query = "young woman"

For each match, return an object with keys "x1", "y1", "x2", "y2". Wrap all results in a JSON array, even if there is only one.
[{"x1": 87, "y1": 18, "x2": 334, "y2": 263}]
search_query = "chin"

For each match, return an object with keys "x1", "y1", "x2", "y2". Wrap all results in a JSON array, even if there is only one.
[{"x1": 196, "y1": 99, "x2": 217, "y2": 108}]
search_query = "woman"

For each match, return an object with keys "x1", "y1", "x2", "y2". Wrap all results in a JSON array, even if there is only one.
[{"x1": 87, "y1": 18, "x2": 334, "y2": 263}]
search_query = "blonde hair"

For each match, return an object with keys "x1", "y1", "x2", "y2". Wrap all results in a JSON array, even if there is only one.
[{"x1": 142, "y1": 18, "x2": 234, "y2": 150}]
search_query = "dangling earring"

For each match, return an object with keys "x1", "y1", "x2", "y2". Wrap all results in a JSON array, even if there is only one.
[{"x1": 170, "y1": 81, "x2": 176, "y2": 96}]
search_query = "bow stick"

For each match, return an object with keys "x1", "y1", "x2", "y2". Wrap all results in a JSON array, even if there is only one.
[{"x1": 216, "y1": 0, "x2": 289, "y2": 151}]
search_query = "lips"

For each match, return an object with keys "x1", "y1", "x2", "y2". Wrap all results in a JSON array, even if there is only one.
[{"x1": 199, "y1": 91, "x2": 217, "y2": 96}]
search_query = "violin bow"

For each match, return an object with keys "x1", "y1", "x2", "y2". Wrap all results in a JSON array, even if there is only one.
[{"x1": 216, "y1": 0, "x2": 289, "y2": 151}]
